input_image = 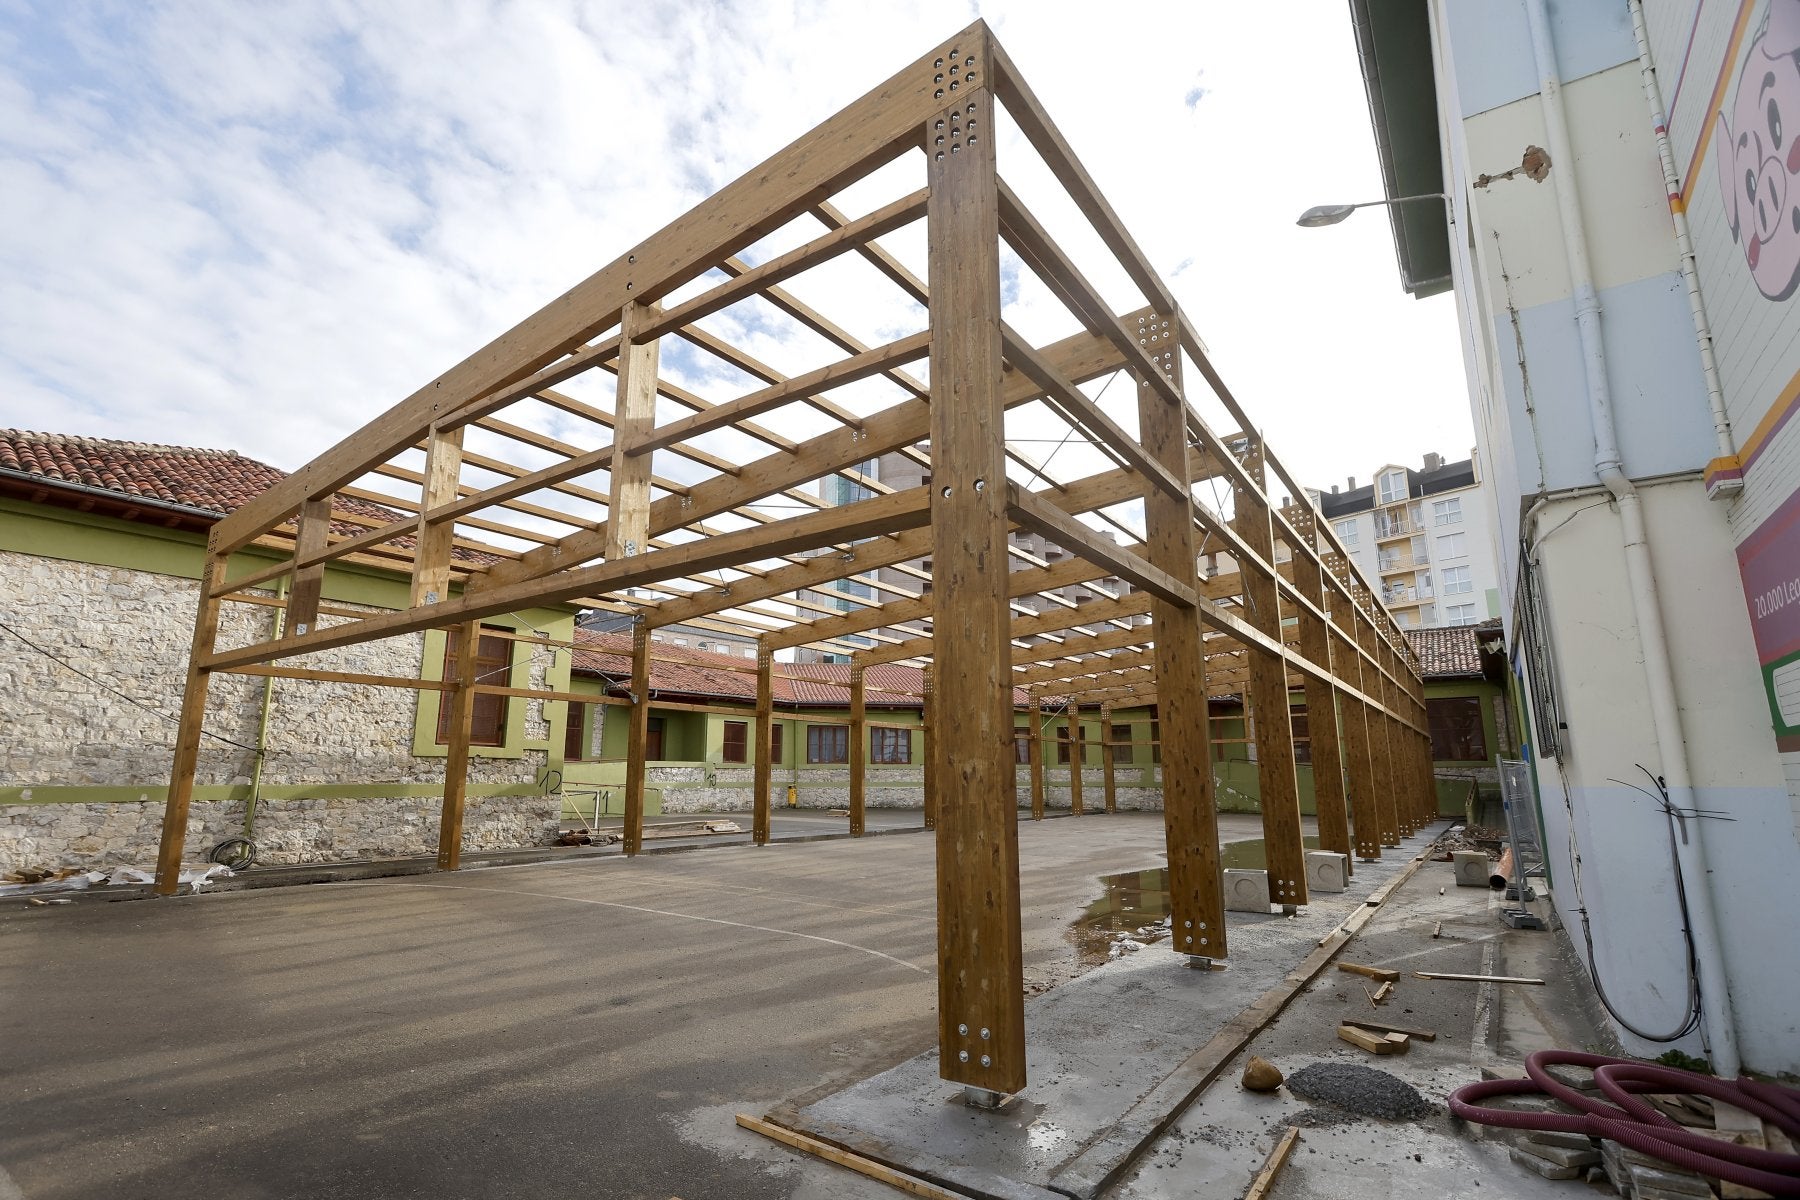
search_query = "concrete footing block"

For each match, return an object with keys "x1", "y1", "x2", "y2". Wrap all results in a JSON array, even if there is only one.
[
  {"x1": 1222, "y1": 868, "x2": 1270, "y2": 913},
  {"x1": 1304, "y1": 850, "x2": 1349, "y2": 892},
  {"x1": 1452, "y1": 851, "x2": 1489, "y2": 887}
]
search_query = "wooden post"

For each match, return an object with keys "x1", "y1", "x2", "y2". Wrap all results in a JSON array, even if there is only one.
[
  {"x1": 411, "y1": 425, "x2": 465, "y2": 607},
  {"x1": 1029, "y1": 696, "x2": 1045, "y2": 821},
  {"x1": 926, "y1": 66, "x2": 1026, "y2": 1098},
  {"x1": 1067, "y1": 698, "x2": 1084, "y2": 816},
  {"x1": 286, "y1": 496, "x2": 332, "y2": 635},
  {"x1": 1330, "y1": 561, "x2": 1382, "y2": 861},
  {"x1": 850, "y1": 664, "x2": 867, "y2": 838},
  {"x1": 922, "y1": 663, "x2": 937, "y2": 830},
  {"x1": 437, "y1": 618, "x2": 482, "y2": 871},
  {"x1": 608, "y1": 299, "x2": 662, "y2": 561},
  {"x1": 1286, "y1": 508, "x2": 1350, "y2": 866},
  {"x1": 153, "y1": 551, "x2": 226, "y2": 895},
  {"x1": 1232, "y1": 437, "x2": 1307, "y2": 910},
  {"x1": 1131, "y1": 305, "x2": 1225, "y2": 961},
  {"x1": 754, "y1": 641, "x2": 773, "y2": 846},
  {"x1": 1100, "y1": 703, "x2": 1117, "y2": 814},
  {"x1": 619, "y1": 621, "x2": 652, "y2": 856}
]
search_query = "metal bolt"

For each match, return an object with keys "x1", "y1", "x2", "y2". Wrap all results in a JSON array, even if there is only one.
[
  {"x1": 957, "y1": 1023, "x2": 968, "y2": 1035},
  {"x1": 1184, "y1": 920, "x2": 1192, "y2": 928},
  {"x1": 980, "y1": 1027, "x2": 990, "y2": 1040},
  {"x1": 959, "y1": 1050, "x2": 969, "y2": 1062},
  {"x1": 1185, "y1": 935, "x2": 1193, "y2": 943},
  {"x1": 980, "y1": 1055, "x2": 991, "y2": 1067}
]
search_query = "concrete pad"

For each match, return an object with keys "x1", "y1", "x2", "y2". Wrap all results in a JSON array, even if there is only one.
[
  {"x1": 1223, "y1": 868, "x2": 1273, "y2": 912},
  {"x1": 1305, "y1": 850, "x2": 1349, "y2": 893},
  {"x1": 783, "y1": 826, "x2": 1451, "y2": 1199}
]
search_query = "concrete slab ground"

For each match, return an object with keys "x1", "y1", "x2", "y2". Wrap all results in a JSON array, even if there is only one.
[
  {"x1": 780, "y1": 822, "x2": 1453, "y2": 1199},
  {"x1": 1108, "y1": 852, "x2": 1610, "y2": 1200},
  {"x1": 0, "y1": 810, "x2": 1288, "y2": 1199}
]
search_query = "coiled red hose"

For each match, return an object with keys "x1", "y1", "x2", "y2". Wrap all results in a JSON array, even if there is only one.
[{"x1": 1448, "y1": 1050, "x2": 1800, "y2": 1195}]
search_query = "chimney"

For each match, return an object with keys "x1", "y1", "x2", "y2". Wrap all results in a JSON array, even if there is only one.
[
  {"x1": 1423, "y1": 452, "x2": 1442, "y2": 472},
  {"x1": 1347, "y1": 476, "x2": 1356, "y2": 491},
  {"x1": 1330, "y1": 484, "x2": 1339, "y2": 495}
]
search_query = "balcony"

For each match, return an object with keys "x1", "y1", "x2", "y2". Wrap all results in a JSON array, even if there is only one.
[
  {"x1": 1381, "y1": 585, "x2": 1434, "y2": 608},
  {"x1": 1377, "y1": 550, "x2": 1428, "y2": 575}
]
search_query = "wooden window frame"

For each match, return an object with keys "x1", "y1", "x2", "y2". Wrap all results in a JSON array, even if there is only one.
[
  {"x1": 806, "y1": 723, "x2": 848, "y2": 764},
  {"x1": 722, "y1": 719, "x2": 748, "y2": 764},
  {"x1": 870, "y1": 725, "x2": 911, "y2": 765}
]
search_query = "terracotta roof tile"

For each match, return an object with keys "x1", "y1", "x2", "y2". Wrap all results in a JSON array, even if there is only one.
[
  {"x1": 1405, "y1": 624, "x2": 1487, "y2": 678},
  {"x1": 0, "y1": 429, "x2": 492, "y2": 563},
  {"x1": 571, "y1": 630, "x2": 939, "y2": 708}
]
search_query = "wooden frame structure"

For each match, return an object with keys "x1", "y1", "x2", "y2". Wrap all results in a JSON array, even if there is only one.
[{"x1": 154, "y1": 21, "x2": 1434, "y2": 1099}]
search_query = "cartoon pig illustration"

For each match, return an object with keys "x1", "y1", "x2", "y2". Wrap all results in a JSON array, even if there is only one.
[{"x1": 1719, "y1": 0, "x2": 1800, "y2": 301}]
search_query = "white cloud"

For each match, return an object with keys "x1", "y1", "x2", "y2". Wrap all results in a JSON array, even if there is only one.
[{"x1": 0, "y1": 0, "x2": 1471, "y2": 519}]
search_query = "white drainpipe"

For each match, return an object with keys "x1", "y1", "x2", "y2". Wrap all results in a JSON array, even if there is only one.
[
  {"x1": 1523, "y1": 0, "x2": 1741, "y2": 1077},
  {"x1": 1627, "y1": 0, "x2": 1740, "y2": 485}
]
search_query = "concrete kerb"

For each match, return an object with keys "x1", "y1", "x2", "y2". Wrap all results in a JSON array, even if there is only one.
[{"x1": 770, "y1": 821, "x2": 1454, "y2": 1200}]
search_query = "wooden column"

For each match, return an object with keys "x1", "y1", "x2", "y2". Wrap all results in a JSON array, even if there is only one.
[
  {"x1": 926, "y1": 69, "x2": 1025, "y2": 1097},
  {"x1": 1231, "y1": 438, "x2": 1307, "y2": 910},
  {"x1": 1100, "y1": 703, "x2": 1117, "y2": 814},
  {"x1": 1067, "y1": 699, "x2": 1084, "y2": 816},
  {"x1": 286, "y1": 496, "x2": 332, "y2": 636},
  {"x1": 1363, "y1": 608, "x2": 1401, "y2": 848},
  {"x1": 922, "y1": 663, "x2": 937, "y2": 830},
  {"x1": 437, "y1": 619, "x2": 482, "y2": 871},
  {"x1": 849, "y1": 664, "x2": 867, "y2": 838},
  {"x1": 153, "y1": 552, "x2": 226, "y2": 895},
  {"x1": 1029, "y1": 697, "x2": 1045, "y2": 821},
  {"x1": 754, "y1": 642, "x2": 773, "y2": 846},
  {"x1": 623, "y1": 620, "x2": 651, "y2": 856},
  {"x1": 1286, "y1": 508, "x2": 1350, "y2": 866},
  {"x1": 411, "y1": 426, "x2": 465, "y2": 607},
  {"x1": 607, "y1": 299, "x2": 662, "y2": 561},
  {"x1": 1131, "y1": 305, "x2": 1225, "y2": 961},
  {"x1": 1328, "y1": 560, "x2": 1381, "y2": 861}
]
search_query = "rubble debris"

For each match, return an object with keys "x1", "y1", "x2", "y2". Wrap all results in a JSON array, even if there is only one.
[
  {"x1": 1241, "y1": 1055, "x2": 1284, "y2": 1092},
  {"x1": 1286, "y1": 1062, "x2": 1430, "y2": 1120},
  {"x1": 554, "y1": 830, "x2": 593, "y2": 846},
  {"x1": 703, "y1": 820, "x2": 743, "y2": 834},
  {"x1": 1510, "y1": 1144, "x2": 1582, "y2": 1180},
  {"x1": 1337, "y1": 962, "x2": 1400, "y2": 983}
]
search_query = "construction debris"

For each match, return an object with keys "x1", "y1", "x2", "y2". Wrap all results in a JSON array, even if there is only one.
[
  {"x1": 1342, "y1": 1018, "x2": 1437, "y2": 1042},
  {"x1": 1336, "y1": 962, "x2": 1400, "y2": 983},
  {"x1": 1285, "y1": 1062, "x2": 1430, "y2": 1120},
  {"x1": 1240, "y1": 1055, "x2": 1284, "y2": 1093},
  {"x1": 1414, "y1": 971, "x2": 1546, "y2": 985},
  {"x1": 1243, "y1": 1126, "x2": 1302, "y2": 1200},
  {"x1": 1337, "y1": 1025, "x2": 1409, "y2": 1055}
]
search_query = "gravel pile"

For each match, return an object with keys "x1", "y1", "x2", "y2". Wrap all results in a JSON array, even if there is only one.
[{"x1": 1286, "y1": 1063, "x2": 1431, "y2": 1121}]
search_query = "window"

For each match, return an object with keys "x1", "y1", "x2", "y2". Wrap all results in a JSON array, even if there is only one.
[
  {"x1": 1290, "y1": 705, "x2": 1311, "y2": 763},
  {"x1": 565, "y1": 701, "x2": 588, "y2": 761},
  {"x1": 1445, "y1": 603, "x2": 1477, "y2": 626},
  {"x1": 807, "y1": 724, "x2": 848, "y2": 763},
  {"x1": 1441, "y1": 565, "x2": 1473, "y2": 595},
  {"x1": 1109, "y1": 723, "x2": 1130, "y2": 763},
  {"x1": 1437, "y1": 532, "x2": 1467, "y2": 559},
  {"x1": 1149, "y1": 719, "x2": 1162, "y2": 764},
  {"x1": 1433, "y1": 497, "x2": 1462, "y2": 526},
  {"x1": 1015, "y1": 730, "x2": 1031, "y2": 764},
  {"x1": 1428, "y1": 696, "x2": 1486, "y2": 762},
  {"x1": 646, "y1": 717, "x2": 665, "y2": 760},
  {"x1": 770, "y1": 723, "x2": 784, "y2": 764},
  {"x1": 1377, "y1": 469, "x2": 1407, "y2": 505},
  {"x1": 722, "y1": 720, "x2": 748, "y2": 764},
  {"x1": 870, "y1": 727, "x2": 911, "y2": 764},
  {"x1": 437, "y1": 626, "x2": 511, "y2": 746},
  {"x1": 1057, "y1": 724, "x2": 1085, "y2": 764},
  {"x1": 1334, "y1": 519, "x2": 1359, "y2": 547}
]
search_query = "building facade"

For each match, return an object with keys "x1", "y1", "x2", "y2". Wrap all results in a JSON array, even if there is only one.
[
  {"x1": 1313, "y1": 451, "x2": 1503, "y2": 628},
  {"x1": 1349, "y1": 0, "x2": 1800, "y2": 1075}
]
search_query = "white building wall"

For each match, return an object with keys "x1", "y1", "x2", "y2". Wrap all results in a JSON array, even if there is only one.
[{"x1": 1420, "y1": 0, "x2": 1800, "y2": 1073}]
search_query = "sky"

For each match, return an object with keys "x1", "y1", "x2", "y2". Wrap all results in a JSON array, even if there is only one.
[{"x1": 0, "y1": 0, "x2": 1473, "y2": 518}]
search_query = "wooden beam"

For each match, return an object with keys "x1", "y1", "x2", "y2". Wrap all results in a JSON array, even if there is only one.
[
  {"x1": 608, "y1": 299, "x2": 661, "y2": 561},
  {"x1": 1029, "y1": 697, "x2": 1045, "y2": 821},
  {"x1": 1100, "y1": 703, "x2": 1117, "y2": 813},
  {"x1": 285, "y1": 497, "x2": 332, "y2": 634},
  {"x1": 850, "y1": 665, "x2": 867, "y2": 838},
  {"x1": 411, "y1": 425, "x2": 465, "y2": 608},
  {"x1": 208, "y1": 21, "x2": 978, "y2": 556},
  {"x1": 1005, "y1": 482, "x2": 1196, "y2": 608},
  {"x1": 204, "y1": 487, "x2": 936, "y2": 672},
  {"x1": 152, "y1": 553, "x2": 226, "y2": 895},
  {"x1": 1129, "y1": 305, "x2": 1225, "y2": 962},
  {"x1": 927, "y1": 73, "x2": 1026, "y2": 1098},
  {"x1": 1068, "y1": 698, "x2": 1085, "y2": 816},
  {"x1": 437, "y1": 619, "x2": 481, "y2": 871},
  {"x1": 624, "y1": 621, "x2": 651, "y2": 857},
  {"x1": 755, "y1": 643, "x2": 773, "y2": 846}
]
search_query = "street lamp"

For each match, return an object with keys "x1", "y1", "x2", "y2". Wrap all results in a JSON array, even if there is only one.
[{"x1": 1296, "y1": 192, "x2": 1448, "y2": 227}]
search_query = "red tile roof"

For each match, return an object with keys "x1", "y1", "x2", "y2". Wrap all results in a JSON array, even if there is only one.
[
  {"x1": 1405, "y1": 624, "x2": 1491, "y2": 678},
  {"x1": 0, "y1": 429, "x2": 489, "y2": 562}
]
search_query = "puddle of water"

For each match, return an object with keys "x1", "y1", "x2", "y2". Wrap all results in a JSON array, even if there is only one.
[{"x1": 1069, "y1": 838, "x2": 1322, "y2": 965}]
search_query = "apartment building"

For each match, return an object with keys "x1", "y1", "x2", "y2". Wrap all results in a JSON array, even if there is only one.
[{"x1": 1311, "y1": 452, "x2": 1501, "y2": 628}]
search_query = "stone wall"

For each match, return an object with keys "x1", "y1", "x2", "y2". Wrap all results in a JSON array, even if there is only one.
[
  {"x1": 1, "y1": 552, "x2": 558, "y2": 872},
  {"x1": 0, "y1": 795, "x2": 561, "y2": 870}
]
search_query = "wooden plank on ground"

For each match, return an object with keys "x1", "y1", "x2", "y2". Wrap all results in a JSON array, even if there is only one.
[
  {"x1": 1244, "y1": 1126, "x2": 1303, "y2": 1200},
  {"x1": 734, "y1": 1114, "x2": 964, "y2": 1200}
]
